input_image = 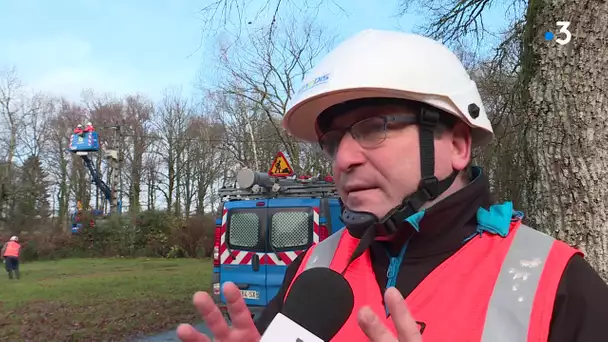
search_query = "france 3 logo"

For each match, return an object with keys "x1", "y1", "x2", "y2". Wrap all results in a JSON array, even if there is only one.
[{"x1": 544, "y1": 21, "x2": 572, "y2": 45}]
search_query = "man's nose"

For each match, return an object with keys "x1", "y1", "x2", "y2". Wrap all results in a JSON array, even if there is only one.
[{"x1": 333, "y1": 133, "x2": 366, "y2": 173}]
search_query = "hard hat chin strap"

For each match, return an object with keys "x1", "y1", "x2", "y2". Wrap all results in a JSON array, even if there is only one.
[
  {"x1": 337, "y1": 106, "x2": 459, "y2": 274},
  {"x1": 341, "y1": 107, "x2": 458, "y2": 237}
]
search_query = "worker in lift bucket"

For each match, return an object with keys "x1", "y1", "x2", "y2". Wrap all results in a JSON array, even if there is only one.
[
  {"x1": 84, "y1": 121, "x2": 95, "y2": 133},
  {"x1": 176, "y1": 29, "x2": 608, "y2": 342},
  {"x1": 2, "y1": 236, "x2": 21, "y2": 280},
  {"x1": 73, "y1": 124, "x2": 84, "y2": 135}
]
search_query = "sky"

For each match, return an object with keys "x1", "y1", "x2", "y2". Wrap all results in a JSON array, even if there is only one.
[{"x1": 0, "y1": 0, "x2": 515, "y2": 103}]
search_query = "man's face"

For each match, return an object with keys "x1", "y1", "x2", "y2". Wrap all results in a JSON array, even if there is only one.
[{"x1": 324, "y1": 104, "x2": 470, "y2": 219}]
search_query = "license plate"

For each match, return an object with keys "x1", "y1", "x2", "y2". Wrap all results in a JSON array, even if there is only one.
[{"x1": 240, "y1": 290, "x2": 259, "y2": 300}]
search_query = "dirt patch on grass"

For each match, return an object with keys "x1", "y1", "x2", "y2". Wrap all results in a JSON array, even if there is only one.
[{"x1": 0, "y1": 297, "x2": 199, "y2": 341}]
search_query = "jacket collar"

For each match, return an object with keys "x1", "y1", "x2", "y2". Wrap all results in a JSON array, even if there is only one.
[{"x1": 372, "y1": 167, "x2": 494, "y2": 257}]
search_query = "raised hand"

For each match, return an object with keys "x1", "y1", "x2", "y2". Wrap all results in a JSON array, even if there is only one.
[
  {"x1": 177, "y1": 282, "x2": 261, "y2": 342},
  {"x1": 357, "y1": 287, "x2": 422, "y2": 342}
]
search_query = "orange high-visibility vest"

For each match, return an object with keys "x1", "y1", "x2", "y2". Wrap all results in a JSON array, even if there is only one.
[
  {"x1": 285, "y1": 215, "x2": 580, "y2": 341},
  {"x1": 3, "y1": 241, "x2": 21, "y2": 257}
]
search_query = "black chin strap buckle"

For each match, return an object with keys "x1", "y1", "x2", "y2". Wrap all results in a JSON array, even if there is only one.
[
  {"x1": 420, "y1": 176, "x2": 439, "y2": 200},
  {"x1": 417, "y1": 108, "x2": 440, "y2": 127}
]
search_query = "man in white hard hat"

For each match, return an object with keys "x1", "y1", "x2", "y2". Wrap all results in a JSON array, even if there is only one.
[
  {"x1": 2, "y1": 236, "x2": 21, "y2": 280},
  {"x1": 177, "y1": 30, "x2": 608, "y2": 342}
]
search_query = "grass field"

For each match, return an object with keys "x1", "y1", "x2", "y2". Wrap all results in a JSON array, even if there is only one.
[{"x1": 0, "y1": 258, "x2": 212, "y2": 341}]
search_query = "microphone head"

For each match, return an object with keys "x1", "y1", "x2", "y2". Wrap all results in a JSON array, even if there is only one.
[{"x1": 283, "y1": 267, "x2": 355, "y2": 341}]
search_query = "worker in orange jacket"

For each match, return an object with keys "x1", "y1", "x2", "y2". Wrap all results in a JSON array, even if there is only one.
[
  {"x1": 73, "y1": 124, "x2": 84, "y2": 135},
  {"x1": 2, "y1": 236, "x2": 21, "y2": 279},
  {"x1": 84, "y1": 121, "x2": 95, "y2": 133}
]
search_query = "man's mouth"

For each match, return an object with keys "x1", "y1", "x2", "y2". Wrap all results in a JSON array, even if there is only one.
[{"x1": 345, "y1": 185, "x2": 376, "y2": 193}]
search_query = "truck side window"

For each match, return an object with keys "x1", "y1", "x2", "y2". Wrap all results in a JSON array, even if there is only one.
[
  {"x1": 228, "y1": 212, "x2": 260, "y2": 249},
  {"x1": 270, "y1": 210, "x2": 311, "y2": 250}
]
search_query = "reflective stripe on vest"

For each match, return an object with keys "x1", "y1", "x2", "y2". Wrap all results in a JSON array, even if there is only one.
[
  {"x1": 303, "y1": 224, "x2": 554, "y2": 341},
  {"x1": 303, "y1": 228, "x2": 344, "y2": 271}
]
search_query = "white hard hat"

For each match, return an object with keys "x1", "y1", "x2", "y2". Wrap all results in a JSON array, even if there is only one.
[
  {"x1": 283, "y1": 29, "x2": 494, "y2": 148},
  {"x1": 77, "y1": 124, "x2": 83, "y2": 128},
  {"x1": 86, "y1": 121, "x2": 92, "y2": 126},
  {"x1": 10, "y1": 236, "x2": 17, "y2": 241}
]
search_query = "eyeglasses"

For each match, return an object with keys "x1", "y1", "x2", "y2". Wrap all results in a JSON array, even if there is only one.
[{"x1": 319, "y1": 115, "x2": 417, "y2": 157}]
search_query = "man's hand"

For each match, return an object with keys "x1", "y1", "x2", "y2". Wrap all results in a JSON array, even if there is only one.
[
  {"x1": 177, "y1": 282, "x2": 261, "y2": 342},
  {"x1": 357, "y1": 287, "x2": 422, "y2": 341}
]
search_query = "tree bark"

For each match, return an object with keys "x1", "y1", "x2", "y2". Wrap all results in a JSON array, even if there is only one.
[{"x1": 523, "y1": 0, "x2": 608, "y2": 281}]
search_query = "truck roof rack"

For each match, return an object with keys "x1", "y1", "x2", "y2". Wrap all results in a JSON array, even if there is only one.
[{"x1": 219, "y1": 169, "x2": 338, "y2": 200}]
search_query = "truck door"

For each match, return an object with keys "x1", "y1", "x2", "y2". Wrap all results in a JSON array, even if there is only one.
[
  {"x1": 219, "y1": 200, "x2": 268, "y2": 309},
  {"x1": 265, "y1": 198, "x2": 319, "y2": 302}
]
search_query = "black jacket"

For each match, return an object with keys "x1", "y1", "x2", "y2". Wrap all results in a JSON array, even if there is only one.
[{"x1": 255, "y1": 171, "x2": 608, "y2": 341}]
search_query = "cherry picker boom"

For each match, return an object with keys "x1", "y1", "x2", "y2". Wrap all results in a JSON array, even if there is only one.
[
  {"x1": 80, "y1": 153, "x2": 117, "y2": 212},
  {"x1": 67, "y1": 126, "x2": 122, "y2": 232}
]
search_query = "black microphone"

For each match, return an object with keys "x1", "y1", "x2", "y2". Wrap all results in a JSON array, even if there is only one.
[{"x1": 261, "y1": 267, "x2": 354, "y2": 342}]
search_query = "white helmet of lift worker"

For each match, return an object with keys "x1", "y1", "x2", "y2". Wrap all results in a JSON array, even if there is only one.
[
  {"x1": 9, "y1": 236, "x2": 18, "y2": 241},
  {"x1": 283, "y1": 29, "x2": 494, "y2": 147}
]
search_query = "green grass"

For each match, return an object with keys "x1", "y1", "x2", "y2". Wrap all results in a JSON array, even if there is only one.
[{"x1": 0, "y1": 257, "x2": 212, "y2": 341}]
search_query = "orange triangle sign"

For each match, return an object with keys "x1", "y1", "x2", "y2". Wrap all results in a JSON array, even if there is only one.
[{"x1": 268, "y1": 152, "x2": 294, "y2": 177}]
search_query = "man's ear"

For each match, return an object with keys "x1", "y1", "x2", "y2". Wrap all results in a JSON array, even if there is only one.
[{"x1": 451, "y1": 122, "x2": 472, "y2": 171}]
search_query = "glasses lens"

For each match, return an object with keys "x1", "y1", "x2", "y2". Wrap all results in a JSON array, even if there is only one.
[
  {"x1": 319, "y1": 130, "x2": 345, "y2": 157},
  {"x1": 351, "y1": 116, "x2": 387, "y2": 147}
]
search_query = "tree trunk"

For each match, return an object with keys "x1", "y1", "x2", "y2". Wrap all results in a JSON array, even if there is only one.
[
  {"x1": 131, "y1": 141, "x2": 143, "y2": 214},
  {"x1": 523, "y1": 0, "x2": 608, "y2": 281},
  {"x1": 59, "y1": 140, "x2": 70, "y2": 233}
]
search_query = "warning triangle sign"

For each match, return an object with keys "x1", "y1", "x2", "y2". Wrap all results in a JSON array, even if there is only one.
[{"x1": 268, "y1": 151, "x2": 294, "y2": 177}]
